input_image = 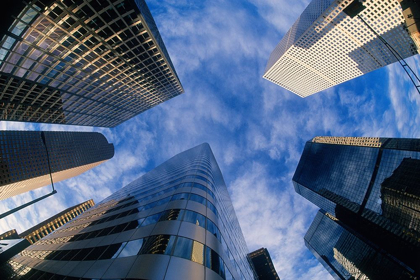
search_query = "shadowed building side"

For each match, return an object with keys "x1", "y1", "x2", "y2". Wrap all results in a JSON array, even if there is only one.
[{"x1": 0, "y1": 131, "x2": 114, "y2": 200}]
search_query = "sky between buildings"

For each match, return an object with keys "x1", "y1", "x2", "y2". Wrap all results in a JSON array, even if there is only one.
[{"x1": 1, "y1": 0, "x2": 420, "y2": 279}]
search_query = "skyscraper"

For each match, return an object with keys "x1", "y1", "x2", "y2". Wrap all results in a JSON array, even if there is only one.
[
  {"x1": 305, "y1": 210, "x2": 415, "y2": 280},
  {"x1": 248, "y1": 248, "x2": 280, "y2": 280},
  {"x1": 0, "y1": 0, "x2": 183, "y2": 127},
  {"x1": 0, "y1": 131, "x2": 114, "y2": 200},
  {"x1": 293, "y1": 136, "x2": 420, "y2": 278},
  {"x1": 4, "y1": 143, "x2": 256, "y2": 280},
  {"x1": 263, "y1": 0, "x2": 419, "y2": 97},
  {"x1": 18, "y1": 199, "x2": 95, "y2": 244}
]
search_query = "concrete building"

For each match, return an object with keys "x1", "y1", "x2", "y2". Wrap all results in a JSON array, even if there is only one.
[{"x1": 264, "y1": 0, "x2": 419, "y2": 97}]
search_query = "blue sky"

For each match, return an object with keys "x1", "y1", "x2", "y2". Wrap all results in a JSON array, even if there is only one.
[{"x1": 1, "y1": 0, "x2": 420, "y2": 279}]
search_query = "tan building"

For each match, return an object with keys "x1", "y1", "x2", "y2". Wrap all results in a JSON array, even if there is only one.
[{"x1": 18, "y1": 199, "x2": 95, "y2": 244}]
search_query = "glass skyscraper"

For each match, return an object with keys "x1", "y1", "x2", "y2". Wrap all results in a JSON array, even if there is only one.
[
  {"x1": 293, "y1": 136, "x2": 420, "y2": 278},
  {"x1": 4, "y1": 143, "x2": 256, "y2": 280},
  {"x1": 0, "y1": 0, "x2": 183, "y2": 127},
  {"x1": 0, "y1": 130, "x2": 114, "y2": 200}
]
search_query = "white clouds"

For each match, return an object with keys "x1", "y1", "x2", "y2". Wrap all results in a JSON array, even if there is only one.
[{"x1": 230, "y1": 162, "x2": 332, "y2": 279}]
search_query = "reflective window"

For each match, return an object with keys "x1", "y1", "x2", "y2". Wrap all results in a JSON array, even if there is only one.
[
  {"x1": 173, "y1": 237, "x2": 193, "y2": 260},
  {"x1": 171, "y1": 193, "x2": 189, "y2": 201},
  {"x1": 183, "y1": 210, "x2": 206, "y2": 228},
  {"x1": 118, "y1": 239, "x2": 144, "y2": 258},
  {"x1": 191, "y1": 241, "x2": 204, "y2": 265},
  {"x1": 189, "y1": 194, "x2": 206, "y2": 205},
  {"x1": 141, "y1": 213, "x2": 162, "y2": 227}
]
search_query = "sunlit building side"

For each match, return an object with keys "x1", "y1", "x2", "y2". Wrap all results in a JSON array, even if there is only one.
[
  {"x1": 0, "y1": 0, "x2": 183, "y2": 127},
  {"x1": 264, "y1": 0, "x2": 419, "y2": 97}
]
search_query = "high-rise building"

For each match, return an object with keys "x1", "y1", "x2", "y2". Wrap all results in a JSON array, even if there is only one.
[
  {"x1": 18, "y1": 199, "x2": 95, "y2": 244},
  {"x1": 305, "y1": 210, "x2": 415, "y2": 280},
  {"x1": 0, "y1": 0, "x2": 183, "y2": 127},
  {"x1": 0, "y1": 131, "x2": 114, "y2": 200},
  {"x1": 248, "y1": 248, "x2": 280, "y2": 280},
  {"x1": 293, "y1": 136, "x2": 420, "y2": 278},
  {"x1": 263, "y1": 0, "x2": 420, "y2": 97},
  {"x1": 4, "y1": 143, "x2": 257, "y2": 280}
]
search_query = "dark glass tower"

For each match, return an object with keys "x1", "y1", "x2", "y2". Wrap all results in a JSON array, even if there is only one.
[
  {"x1": 5, "y1": 143, "x2": 256, "y2": 280},
  {"x1": 0, "y1": 0, "x2": 183, "y2": 127},
  {"x1": 0, "y1": 130, "x2": 114, "y2": 200},
  {"x1": 305, "y1": 210, "x2": 415, "y2": 280},
  {"x1": 248, "y1": 248, "x2": 280, "y2": 280},
  {"x1": 293, "y1": 136, "x2": 420, "y2": 278}
]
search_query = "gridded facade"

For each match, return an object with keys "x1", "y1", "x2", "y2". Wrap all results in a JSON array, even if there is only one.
[
  {"x1": 305, "y1": 211, "x2": 415, "y2": 280},
  {"x1": 0, "y1": 0, "x2": 183, "y2": 127},
  {"x1": 263, "y1": 0, "x2": 419, "y2": 97},
  {"x1": 4, "y1": 143, "x2": 256, "y2": 280},
  {"x1": 19, "y1": 199, "x2": 95, "y2": 244},
  {"x1": 293, "y1": 136, "x2": 420, "y2": 277},
  {"x1": 0, "y1": 131, "x2": 114, "y2": 200}
]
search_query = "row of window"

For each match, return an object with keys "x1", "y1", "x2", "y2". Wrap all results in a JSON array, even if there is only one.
[
  {"x1": 15, "y1": 234, "x2": 234, "y2": 280},
  {"x1": 60, "y1": 182, "x2": 218, "y2": 234}
]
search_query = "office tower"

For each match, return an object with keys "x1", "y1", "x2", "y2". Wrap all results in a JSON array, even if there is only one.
[
  {"x1": 305, "y1": 210, "x2": 415, "y2": 280},
  {"x1": 19, "y1": 199, "x2": 95, "y2": 244},
  {"x1": 293, "y1": 136, "x2": 420, "y2": 278},
  {"x1": 248, "y1": 248, "x2": 280, "y2": 280},
  {"x1": 0, "y1": 131, "x2": 114, "y2": 200},
  {"x1": 4, "y1": 143, "x2": 256, "y2": 280},
  {"x1": 0, "y1": 229, "x2": 19, "y2": 241},
  {"x1": 0, "y1": 0, "x2": 183, "y2": 127},
  {"x1": 263, "y1": 0, "x2": 420, "y2": 97}
]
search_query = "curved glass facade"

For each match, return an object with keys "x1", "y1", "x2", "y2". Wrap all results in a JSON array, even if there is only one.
[{"x1": 5, "y1": 143, "x2": 256, "y2": 280}]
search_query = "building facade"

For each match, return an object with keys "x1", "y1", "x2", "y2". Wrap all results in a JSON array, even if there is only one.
[
  {"x1": 305, "y1": 210, "x2": 415, "y2": 280},
  {"x1": 18, "y1": 199, "x2": 95, "y2": 244},
  {"x1": 0, "y1": 131, "x2": 114, "y2": 200},
  {"x1": 263, "y1": 0, "x2": 420, "y2": 97},
  {"x1": 4, "y1": 143, "x2": 256, "y2": 280},
  {"x1": 0, "y1": 0, "x2": 183, "y2": 127},
  {"x1": 248, "y1": 248, "x2": 280, "y2": 280},
  {"x1": 293, "y1": 136, "x2": 420, "y2": 278}
]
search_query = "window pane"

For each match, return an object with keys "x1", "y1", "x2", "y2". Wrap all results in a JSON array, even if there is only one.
[
  {"x1": 173, "y1": 237, "x2": 193, "y2": 260},
  {"x1": 139, "y1": 235, "x2": 172, "y2": 255},
  {"x1": 191, "y1": 241, "x2": 204, "y2": 264},
  {"x1": 141, "y1": 213, "x2": 162, "y2": 227},
  {"x1": 189, "y1": 194, "x2": 206, "y2": 205},
  {"x1": 171, "y1": 193, "x2": 189, "y2": 201},
  {"x1": 183, "y1": 210, "x2": 206, "y2": 228},
  {"x1": 205, "y1": 246, "x2": 211, "y2": 268},
  {"x1": 118, "y1": 239, "x2": 144, "y2": 258}
]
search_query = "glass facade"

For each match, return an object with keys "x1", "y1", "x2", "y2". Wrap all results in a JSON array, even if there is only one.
[
  {"x1": 294, "y1": 137, "x2": 420, "y2": 278},
  {"x1": 4, "y1": 143, "x2": 256, "y2": 280},
  {"x1": 0, "y1": 130, "x2": 114, "y2": 200},
  {"x1": 305, "y1": 211, "x2": 416, "y2": 280},
  {"x1": 0, "y1": 0, "x2": 183, "y2": 127}
]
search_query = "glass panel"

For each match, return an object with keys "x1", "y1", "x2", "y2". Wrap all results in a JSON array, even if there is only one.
[
  {"x1": 191, "y1": 241, "x2": 204, "y2": 264},
  {"x1": 141, "y1": 213, "x2": 162, "y2": 227},
  {"x1": 183, "y1": 210, "x2": 206, "y2": 228},
  {"x1": 139, "y1": 235, "x2": 172, "y2": 255},
  {"x1": 171, "y1": 193, "x2": 189, "y2": 201},
  {"x1": 111, "y1": 242, "x2": 127, "y2": 259},
  {"x1": 173, "y1": 237, "x2": 193, "y2": 260},
  {"x1": 118, "y1": 239, "x2": 144, "y2": 258},
  {"x1": 205, "y1": 246, "x2": 212, "y2": 269},
  {"x1": 189, "y1": 194, "x2": 206, "y2": 205}
]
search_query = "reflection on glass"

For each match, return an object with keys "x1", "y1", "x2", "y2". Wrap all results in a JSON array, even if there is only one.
[
  {"x1": 183, "y1": 210, "x2": 206, "y2": 228},
  {"x1": 191, "y1": 241, "x2": 204, "y2": 264},
  {"x1": 118, "y1": 239, "x2": 144, "y2": 258},
  {"x1": 173, "y1": 237, "x2": 193, "y2": 260},
  {"x1": 111, "y1": 242, "x2": 127, "y2": 259}
]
